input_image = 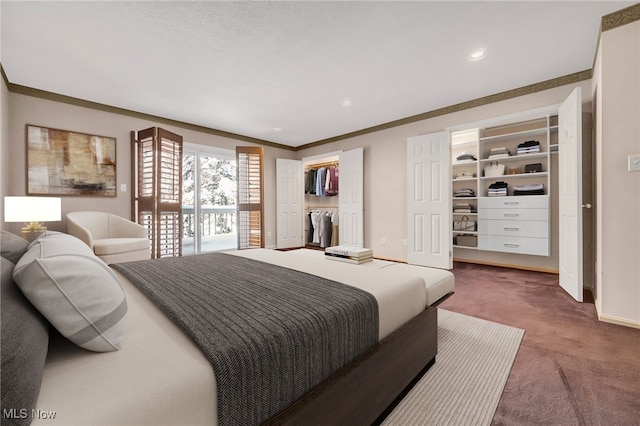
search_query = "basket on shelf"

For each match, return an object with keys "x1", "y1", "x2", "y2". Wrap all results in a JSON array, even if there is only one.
[
  {"x1": 455, "y1": 234, "x2": 477, "y2": 247},
  {"x1": 453, "y1": 216, "x2": 477, "y2": 231},
  {"x1": 483, "y1": 161, "x2": 505, "y2": 177}
]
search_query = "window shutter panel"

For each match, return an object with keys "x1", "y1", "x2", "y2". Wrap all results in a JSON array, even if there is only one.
[
  {"x1": 132, "y1": 127, "x2": 183, "y2": 258},
  {"x1": 236, "y1": 147, "x2": 264, "y2": 249}
]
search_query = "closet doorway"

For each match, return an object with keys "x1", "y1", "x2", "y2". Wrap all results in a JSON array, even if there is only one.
[
  {"x1": 182, "y1": 144, "x2": 237, "y2": 255},
  {"x1": 276, "y1": 148, "x2": 363, "y2": 249}
]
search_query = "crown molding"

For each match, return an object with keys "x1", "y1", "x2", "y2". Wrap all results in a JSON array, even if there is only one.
[
  {"x1": 593, "y1": 3, "x2": 640, "y2": 70},
  {"x1": 601, "y1": 2, "x2": 640, "y2": 32}
]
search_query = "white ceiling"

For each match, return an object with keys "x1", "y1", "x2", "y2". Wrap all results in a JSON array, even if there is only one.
[{"x1": 1, "y1": 1, "x2": 634, "y2": 148}]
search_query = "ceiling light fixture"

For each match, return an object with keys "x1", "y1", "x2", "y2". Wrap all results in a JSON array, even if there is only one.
[
  {"x1": 273, "y1": 127, "x2": 282, "y2": 132},
  {"x1": 342, "y1": 100, "x2": 352, "y2": 107},
  {"x1": 468, "y1": 49, "x2": 487, "y2": 62}
]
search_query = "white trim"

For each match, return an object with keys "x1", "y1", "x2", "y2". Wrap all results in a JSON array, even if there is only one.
[{"x1": 596, "y1": 304, "x2": 640, "y2": 329}]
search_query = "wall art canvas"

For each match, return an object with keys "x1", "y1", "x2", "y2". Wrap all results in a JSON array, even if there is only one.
[{"x1": 27, "y1": 125, "x2": 117, "y2": 196}]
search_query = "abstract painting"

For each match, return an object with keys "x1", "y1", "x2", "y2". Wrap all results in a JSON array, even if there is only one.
[{"x1": 27, "y1": 125, "x2": 116, "y2": 196}]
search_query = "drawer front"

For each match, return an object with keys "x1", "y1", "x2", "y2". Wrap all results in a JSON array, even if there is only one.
[
  {"x1": 478, "y1": 235, "x2": 550, "y2": 256},
  {"x1": 479, "y1": 219, "x2": 548, "y2": 238},
  {"x1": 479, "y1": 195, "x2": 549, "y2": 210},
  {"x1": 479, "y1": 208, "x2": 548, "y2": 221}
]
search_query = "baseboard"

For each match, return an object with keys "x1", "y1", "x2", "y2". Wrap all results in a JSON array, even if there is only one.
[
  {"x1": 595, "y1": 305, "x2": 640, "y2": 329},
  {"x1": 453, "y1": 257, "x2": 559, "y2": 274},
  {"x1": 373, "y1": 255, "x2": 406, "y2": 264}
]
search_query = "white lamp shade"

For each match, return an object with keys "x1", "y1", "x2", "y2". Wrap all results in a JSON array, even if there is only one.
[{"x1": 4, "y1": 196, "x2": 62, "y2": 222}]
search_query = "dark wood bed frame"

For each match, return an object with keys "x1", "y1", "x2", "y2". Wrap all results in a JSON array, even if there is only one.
[{"x1": 266, "y1": 305, "x2": 438, "y2": 425}]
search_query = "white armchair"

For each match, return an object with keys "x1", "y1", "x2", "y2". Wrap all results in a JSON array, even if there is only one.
[{"x1": 66, "y1": 211, "x2": 151, "y2": 264}]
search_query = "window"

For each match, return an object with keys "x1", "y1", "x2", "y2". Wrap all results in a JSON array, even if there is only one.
[{"x1": 182, "y1": 145, "x2": 237, "y2": 254}]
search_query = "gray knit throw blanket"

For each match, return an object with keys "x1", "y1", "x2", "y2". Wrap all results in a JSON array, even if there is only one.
[{"x1": 113, "y1": 252, "x2": 379, "y2": 426}]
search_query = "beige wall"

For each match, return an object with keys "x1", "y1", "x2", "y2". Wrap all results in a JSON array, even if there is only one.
[
  {"x1": 1, "y1": 76, "x2": 9, "y2": 221},
  {"x1": 3, "y1": 79, "x2": 596, "y2": 274},
  {"x1": 3, "y1": 92, "x2": 297, "y2": 247},
  {"x1": 593, "y1": 20, "x2": 640, "y2": 325},
  {"x1": 297, "y1": 80, "x2": 592, "y2": 272}
]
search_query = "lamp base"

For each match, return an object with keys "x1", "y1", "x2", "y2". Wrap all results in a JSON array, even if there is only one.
[
  {"x1": 20, "y1": 223, "x2": 46, "y2": 242},
  {"x1": 21, "y1": 222, "x2": 47, "y2": 233}
]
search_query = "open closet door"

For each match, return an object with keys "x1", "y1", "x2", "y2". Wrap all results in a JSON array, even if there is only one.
[
  {"x1": 276, "y1": 159, "x2": 304, "y2": 249},
  {"x1": 407, "y1": 132, "x2": 452, "y2": 269},
  {"x1": 339, "y1": 147, "x2": 364, "y2": 248},
  {"x1": 559, "y1": 87, "x2": 584, "y2": 302}
]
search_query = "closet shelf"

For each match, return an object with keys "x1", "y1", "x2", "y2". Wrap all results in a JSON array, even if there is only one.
[
  {"x1": 480, "y1": 172, "x2": 548, "y2": 180},
  {"x1": 479, "y1": 126, "x2": 547, "y2": 143},
  {"x1": 452, "y1": 244, "x2": 478, "y2": 250},
  {"x1": 479, "y1": 152, "x2": 547, "y2": 163},
  {"x1": 452, "y1": 160, "x2": 478, "y2": 166}
]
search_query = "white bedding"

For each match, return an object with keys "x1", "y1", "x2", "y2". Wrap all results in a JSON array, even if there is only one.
[{"x1": 34, "y1": 249, "x2": 427, "y2": 425}]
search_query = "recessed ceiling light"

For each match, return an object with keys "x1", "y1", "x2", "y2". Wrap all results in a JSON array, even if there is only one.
[
  {"x1": 342, "y1": 99, "x2": 352, "y2": 107},
  {"x1": 468, "y1": 49, "x2": 487, "y2": 62}
]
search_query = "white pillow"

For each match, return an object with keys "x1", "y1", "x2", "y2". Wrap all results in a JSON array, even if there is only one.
[{"x1": 13, "y1": 231, "x2": 127, "y2": 352}]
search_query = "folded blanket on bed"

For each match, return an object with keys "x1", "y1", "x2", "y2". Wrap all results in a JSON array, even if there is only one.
[{"x1": 113, "y1": 252, "x2": 379, "y2": 426}]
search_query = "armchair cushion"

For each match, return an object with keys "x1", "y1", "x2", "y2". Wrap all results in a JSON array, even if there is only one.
[
  {"x1": 94, "y1": 238, "x2": 151, "y2": 256},
  {"x1": 67, "y1": 211, "x2": 150, "y2": 263}
]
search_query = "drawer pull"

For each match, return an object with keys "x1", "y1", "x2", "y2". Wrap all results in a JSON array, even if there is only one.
[
  {"x1": 504, "y1": 227, "x2": 520, "y2": 231},
  {"x1": 504, "y1": 201, "x2": 519, "y2": 205},
  {"x1": 504, "y1": 213, "x2": 519, "y2": 217},
  {"x1": 504, "y1": 243, "x2": 520, "y2": 248}
]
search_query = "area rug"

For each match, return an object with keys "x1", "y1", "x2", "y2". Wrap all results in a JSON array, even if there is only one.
[{"x1": 382, "y1": 309, "x2": 524, "y2": 426}]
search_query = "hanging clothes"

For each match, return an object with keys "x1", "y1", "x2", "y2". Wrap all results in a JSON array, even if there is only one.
[
  {"x1": 331, "y1": 211, "x2": 339, "y2": 246},
  {"x1": 319, "y1": 212, "x2": 333, "y2": 248},
  {"x1": 305, "y1": 169, "x2": 317, "y2": 194},
  {"x1": 307, "y1": 212, "x2": 314, "y2": 243},
  {"x1": 310, "y1": 210, "x2": 322, "y2": 243},
  {"x1": 325, "y1": 166, "x2": 339, "y2": 196},
  {"x1": 315, "y1": 167, "x2": 326, "y2": 197},
  {"x1": 306, "y1": 209, "x2": 339, "y2": 247}
]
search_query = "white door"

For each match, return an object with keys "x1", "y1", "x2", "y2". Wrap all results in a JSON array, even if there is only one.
[
  {"x1": 276, "y1": 159, "x2": 304, "y2": 249},
  {"x1": 339, "y1": 147, "x2": 364, "y2": 247},
  {"x1": 407, "y1": 132, "x2": 452, "y2": 269},
  {"x1": 559, "y1": 87, "x2": 583, "y2": 302}
]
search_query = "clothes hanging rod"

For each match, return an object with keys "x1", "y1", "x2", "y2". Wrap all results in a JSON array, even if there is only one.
[
  {"x1": 305, "y1": 161, "x2": 338, "y2": 170},
  {"x1": 306, "y1": 206, "x2": 339, "y2": 210}
]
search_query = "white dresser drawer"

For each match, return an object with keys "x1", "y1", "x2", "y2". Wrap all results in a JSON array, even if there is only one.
[
  {"x1": 479, "y1": 208, "x2": 548, "y2": 221},
  {"x1": 479, "y1": 195, "x2": 549, "y2": 210},
  {"x1": 479, "y1": 219, "x2": 549, "y2": 238},
  {"x1": 478, "y1": 235, "x2": 549, "y2": 256}
]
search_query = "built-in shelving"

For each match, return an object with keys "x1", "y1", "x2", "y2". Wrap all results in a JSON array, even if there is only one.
[{"x1": 450, "y1": 113, "x2": 555, "y2": 255}]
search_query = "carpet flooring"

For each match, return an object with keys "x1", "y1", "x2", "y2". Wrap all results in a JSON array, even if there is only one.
[
  {"x1": 439, "y1": 262, "x2": 640, "y2": 426},
  {"x1": 383, "y1": 309, "x2": 524, "y2": 426}
]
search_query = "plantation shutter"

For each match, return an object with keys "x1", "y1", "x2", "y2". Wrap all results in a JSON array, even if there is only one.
[
  {"x1": 236, "y1": 146, "x2": 264, "y2": 249},
  {"x1": 131, "y1": 127, "x2": 183, "y2": 258}
]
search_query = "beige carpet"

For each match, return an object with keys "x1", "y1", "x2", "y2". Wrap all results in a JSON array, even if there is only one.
[{"x1": 383, "y1": 309, "x2": 524, "y2": 426}]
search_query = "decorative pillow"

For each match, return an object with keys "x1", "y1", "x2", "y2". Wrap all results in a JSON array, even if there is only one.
[
  {"x1": 13, "y1": 231, "x2": 127, "y2": 352},
  {"x1": 1, "y1": 230, "x2": 30, "y2": 264},
  {"x1": 1, "y1": 256, "x2": 50, "y2": 424}
]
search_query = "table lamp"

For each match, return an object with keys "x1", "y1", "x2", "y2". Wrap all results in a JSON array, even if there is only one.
[{"x1": 4, "y1": 196, "x2": 62, "y2": 234}]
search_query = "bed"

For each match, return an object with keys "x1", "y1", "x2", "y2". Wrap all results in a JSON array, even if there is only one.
[{"x1": 1, "y1": 231, "x2": 453, "y2": 426}]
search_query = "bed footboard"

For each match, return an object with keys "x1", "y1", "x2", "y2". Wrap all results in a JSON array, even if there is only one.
[{"x1": 266, "y1": 306, "x2": 438, "y2": 425}]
